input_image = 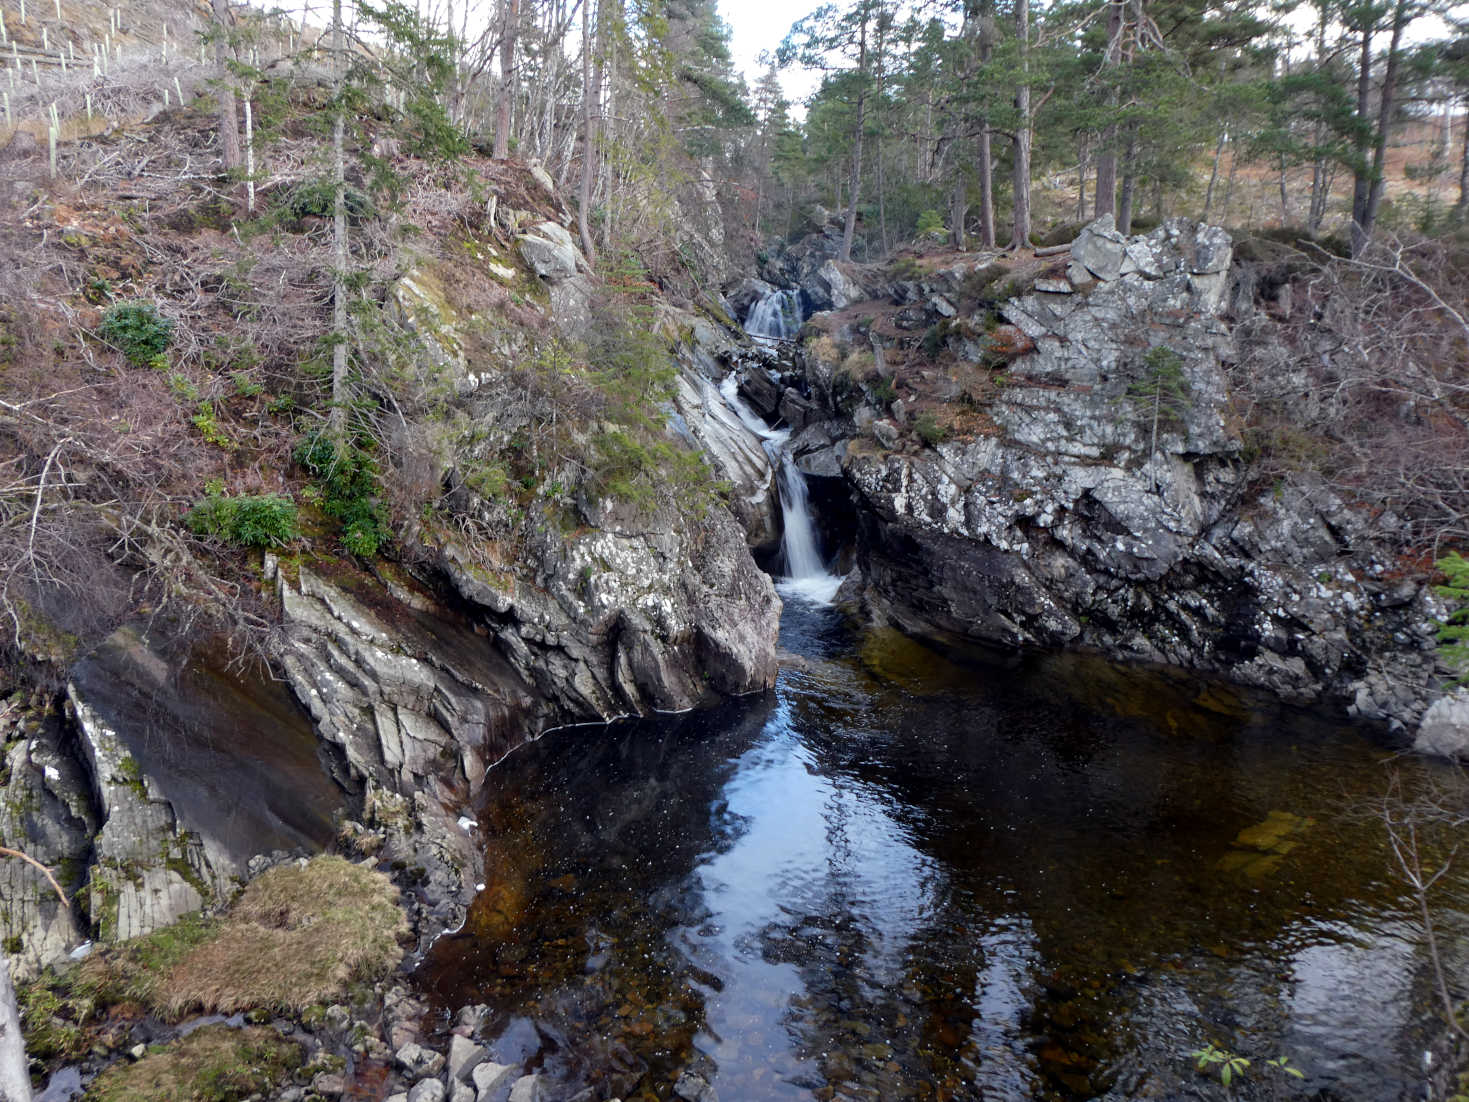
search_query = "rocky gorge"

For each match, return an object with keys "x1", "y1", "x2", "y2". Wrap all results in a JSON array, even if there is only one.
[
  {"x1": 728, "y1": 214, "x2": 1452, "y2": 746},
  {"x1": 4, "y1": 179, "x2": 1466, "y2": 1099}
]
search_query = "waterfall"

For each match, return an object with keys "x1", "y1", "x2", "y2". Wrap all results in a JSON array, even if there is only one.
[
  {"x1": 719, "y1": 374, "x2": 843, "y2": 605},
  {"x1": 744, "y1": 288, "x2": 804, "y2": 345}
]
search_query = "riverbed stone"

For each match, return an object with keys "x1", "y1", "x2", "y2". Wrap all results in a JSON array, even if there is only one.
[
  {"x1": 448, "y1": 1034, "x2": 487, "y2": 1082},
  {"x1": 397, "y1": 1042, "x2": 445, "y2": 1078},
  {"x1": 472, "y1": 1061, "x2": 518, "y2": 1099},
  {"x1": 1414, "y1": 690, "x2": 1469, "y2": 758},
  {"x1": 508, "y1": 1075, "x2": 543, "y2": 1102},
  {"x1": 408, "y1": 1080, "x2": 447, "y2": 1102}
]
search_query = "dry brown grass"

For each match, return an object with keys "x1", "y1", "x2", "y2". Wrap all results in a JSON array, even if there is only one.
[{"x1": 157, "y1": 855, "x2": 407, "y2": 1017}]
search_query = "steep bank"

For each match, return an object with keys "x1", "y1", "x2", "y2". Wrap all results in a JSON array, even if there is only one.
[
  {"x1": 0, "y1": 92, "x2": 780, "y2": 982},
  {"x1": 731, "y1": 216, "x2": 1446, "y2": 733}
]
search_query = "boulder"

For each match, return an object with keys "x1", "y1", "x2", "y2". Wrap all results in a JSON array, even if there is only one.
[
  {"x1": 804, "y1": 259, "x2": 867, "y2": 313},
  {"x1": 1415, "y1": 691, "x2": 1469, "y2": 758},
  {"x1": 517, "y1": 221, "x2": 583, "y2": 282}
]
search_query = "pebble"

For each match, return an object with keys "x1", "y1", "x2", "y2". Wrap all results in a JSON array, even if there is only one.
[
  {"x1": 408, "y1": 1080, "x2": 447, "y2": 1102},
  {"x1": 449, "y1": 1083, "x2": 476, "y2": 1102},
  {"x1": 508, "y1": 1074, "x2": 543, "y2": 1102}
]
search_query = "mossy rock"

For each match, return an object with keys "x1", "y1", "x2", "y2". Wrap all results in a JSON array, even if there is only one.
[{"x1": 83, "y1": 1025, "x2": 302, "y2": 1102}]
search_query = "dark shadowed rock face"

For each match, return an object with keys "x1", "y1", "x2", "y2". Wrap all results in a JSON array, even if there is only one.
[{"x1": 799, "y1": 218, "x2": 1441, "y2": 731}]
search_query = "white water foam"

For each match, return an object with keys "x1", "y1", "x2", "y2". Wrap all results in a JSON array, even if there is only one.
[{"x1": 722, "y1": 300, "x2": 845, "y2": 605}]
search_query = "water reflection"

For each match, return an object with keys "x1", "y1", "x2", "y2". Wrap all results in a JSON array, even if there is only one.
[{"x1": 420, "y1": 600, "x2": 1467, "y2": 1101}]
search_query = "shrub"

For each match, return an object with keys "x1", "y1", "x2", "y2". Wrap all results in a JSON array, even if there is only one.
[
  {"x1": 186, "y1": 489, "x2": 299, "y2": 548},
  {"x1": 915, "y1": 411, "x2": 949, "y2": 446},
  {"x1": 99, "y1": 301, "x2": 173, "y2": 366},
  {"x1": 1436, "y1": 551, "x2": 1469, "y2": 682},
  {"x1": 295, "y1": 432, "x2": 391, "y2": 557},
  {"x1": 915, "y1": 209, "x2": 947, "y2": 241},
  {"x1": 280, "y1": 178, "x2": 374, "y2": 223}
]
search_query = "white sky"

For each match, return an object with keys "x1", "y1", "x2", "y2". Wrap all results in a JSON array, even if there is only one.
[{"x1": 720, "y1": 0, "x2": 828, "y2": 108}]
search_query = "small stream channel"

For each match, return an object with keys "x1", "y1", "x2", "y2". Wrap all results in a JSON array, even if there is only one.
[{"x1": 417, "y1": 294, "x2": 1469, "y2": 1100}]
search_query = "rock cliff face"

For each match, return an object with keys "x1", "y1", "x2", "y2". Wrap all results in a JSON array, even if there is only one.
[
  {"x1": 2, "y1": 182, "x2": 780, "y2": 974},
  {"x1": 752, "y1": 217, "x2": 1441, "y2": 730}
]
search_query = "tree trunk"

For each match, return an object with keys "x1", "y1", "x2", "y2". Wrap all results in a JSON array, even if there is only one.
[
  {"x1": 212, "y1": 0, "x2": 240, "y2": 170},
  {"x1": 1076, "y1": 133, "x2": 1088, "y2": 221},
  {"x1": 1202, "y1": 128, "x2": 1226, "y2": 222},
  {"x1": 0, "y1": 955, "x2": 29, "y2": 1102},
  {"x1": 493, "y1": 0, "x2": 519, "y2": 159},
  {"x1": 1456, "y1": 99, "x2": 1469, "y2": 221},
  {"x1": 976, "y1": 0, "x2": 995, "y2": 247},
  {"x1": 1009, "y1": 0, "x2": 1031, "y2": 249},
  {"x1": 950, "y1": 174, "x2": 968, "y2": 249},
  {"x1": 1358, "y1": 0, "x2": 1409, "y2": 253},
  {"x1": 1349, "y1": 18, "x2": 1375, "y2": 255},
  {"x1": 839, "y1": 4, "x2": 869, "y2": 263},
  {"x1": 577, "y1": 0, "x2": 598, "y2": 265},
  {"x1": 329, "y1": 0, "x2": 348, "y2": 437},
  {"x1": 1278, "y1": 152, "x2": 1290, "y2": 224},
  {"x1": 1116, "y1": 120, "x2": 1137, "y2": 234},
  {"x1": 1094, "y1": 0, "x2": 1123, "y2": 220}
]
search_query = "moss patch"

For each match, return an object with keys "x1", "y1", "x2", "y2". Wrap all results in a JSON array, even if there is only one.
[{"x1": 83, "y1": 1025, "x2": 301, "y2": 1102}]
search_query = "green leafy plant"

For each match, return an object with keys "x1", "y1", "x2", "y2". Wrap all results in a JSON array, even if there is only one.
[
  {"x1": 1192, "y1": 1043, "x2": 1305, "y2": 1091},
  {"x1": 186, "y1": 489, "x2": 299, "y2": 548},
  {"x1": 99, "y1": 301, "x2": 173, "y2": 366},
  {"x1": 1193, "y1": 1043, "x2": 1251, "y2": 1087}
]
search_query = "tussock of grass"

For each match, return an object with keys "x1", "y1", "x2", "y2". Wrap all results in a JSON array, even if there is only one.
[
  {"x1": 158, "y1": 856, "x2": 406, "y2": 1017},
  {"x1": 84, "y1": 1025, "x2": 302, "y2": 1102},
  {"x1": 70, "y1": 912, "x2": 218, "y2": 1013}
]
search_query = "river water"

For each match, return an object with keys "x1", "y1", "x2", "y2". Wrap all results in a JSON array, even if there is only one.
[{"x1": 420, "y1": 592, "x2": 1469, "y2": 1101}]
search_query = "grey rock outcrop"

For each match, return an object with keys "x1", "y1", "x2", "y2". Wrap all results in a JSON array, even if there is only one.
[
  {"x1": 1414, "y1": 690, "x2": 1469, "y2": 758},
  {"x1": 804, "y1": 259, "x2": 867, "y2": 313},
  {"x1": 0, "y1": 704, "x2": 95, "y2": 978},
  {"x1": 516, "y1": 221, "x2": 584, "y2": 282},
  {"x1": 806, "y1": 217, "x2": 1440, "y2": 728}
]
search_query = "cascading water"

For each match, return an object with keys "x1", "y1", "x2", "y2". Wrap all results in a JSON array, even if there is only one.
[
  {"x1": 743, "y1": 287, "x2": 803, "y2": 345},
  {"x1": 727, "y1": 290, "x2": 843, "y2": 604}
]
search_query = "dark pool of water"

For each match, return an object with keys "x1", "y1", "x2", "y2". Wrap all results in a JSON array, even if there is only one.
[{"x1": 420, "y1": 599, "x2": 1469, "y2": 1101}]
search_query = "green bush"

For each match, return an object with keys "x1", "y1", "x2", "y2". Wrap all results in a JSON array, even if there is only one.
[
  {"x1": 915, "y1": 209, "x2": 947, "y2": 241},
  {"x1": 295, "y1": 432, "x2": 391, "y2": 558},
  {"x1": 915, "y1": 411, "x2": 949, "y2": 446},
  {"x1": 280, "y1": 179, "x2": 374, "y2": 223},
  {"x1": 186, "y1": 489, "x2": 299, "y2": 548},
  {"x1": 99, "y1": 301, "x2": 173, "y2": 366},
  {"x1": 1436, "y1": 552, "x2": 1469, "y2": 682}
]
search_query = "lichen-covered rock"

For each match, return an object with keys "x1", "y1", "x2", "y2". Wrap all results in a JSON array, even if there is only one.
[
  {"x1": 816, "y1": 217, "x2": 1441, "y2": 730},
  {"x1": 0, "y1": 702, "x2": 94, "y2": 978},
  {"x1": 516, "y1": 221, "x2": 583, "y2": 282}
]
